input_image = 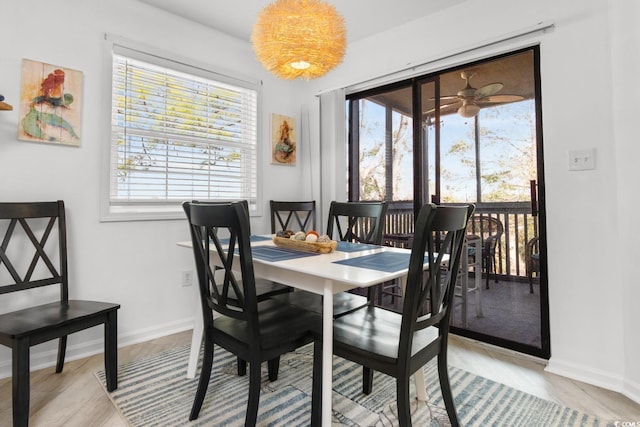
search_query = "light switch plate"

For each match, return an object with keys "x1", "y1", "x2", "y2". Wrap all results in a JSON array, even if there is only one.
[{"x1": 568, "y1": 149, "x2": 596, "y2": 171}]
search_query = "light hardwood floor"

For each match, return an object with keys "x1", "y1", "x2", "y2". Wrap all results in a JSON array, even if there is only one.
[{"x1": 1, "y1": 331, "x2": 638, "y2": 426}]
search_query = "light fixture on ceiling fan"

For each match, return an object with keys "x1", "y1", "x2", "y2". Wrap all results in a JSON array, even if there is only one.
[
  {"x1": 458, "y1": 99, "x2": 481, "y2": 118},
  {"x1": 251, "y1": 0, "x2": 346, "y2": 80},
  {"x1": 428, "y1": 71, "x2": 524, "y2": 118}
]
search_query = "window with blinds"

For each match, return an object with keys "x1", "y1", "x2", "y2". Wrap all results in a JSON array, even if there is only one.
[{"x1": 105, "y1": 43, "x2": 259, "y2": 220}]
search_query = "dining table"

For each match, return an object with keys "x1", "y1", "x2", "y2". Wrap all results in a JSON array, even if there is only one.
[{"x1": 177, "y1": 235, "x2": 431, "y2": 427}]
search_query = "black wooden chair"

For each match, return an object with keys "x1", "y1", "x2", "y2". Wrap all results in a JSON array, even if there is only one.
[
  {"x1": 267, "y1": 199, "x2": 316, "y2": 300},
  {"x1": 467, "y1": 214, "x2": 503, "y2": 289},
  {"x1": 182, "y1": 201, "x2": 322, "y2": 426},
  {"x1": 191, "y1": 200, "x2": 292, "y2": 306},
  {"x1": 0, "y1": 201, "x2": 120, "y2": 427},
  {"x1": 283, "y1": 201, "x2": 388, "y2": 317},
  {"x1": 187, "y1": 200, "x2": 293, "y2": 380},
  {"x1": 329, "y1": 203, "x2": 473, "y2": 427},
  {"x1": 270, "y1": 200, "x2": 316, "y2": 233},
  {"x1": 326, "y1": 201, "x2": 388, "y2": 314}
]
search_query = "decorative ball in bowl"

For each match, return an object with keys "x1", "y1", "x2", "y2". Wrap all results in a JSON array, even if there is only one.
[{"x1": 273, "y1": 230, "x2": 337, "y2": 253}]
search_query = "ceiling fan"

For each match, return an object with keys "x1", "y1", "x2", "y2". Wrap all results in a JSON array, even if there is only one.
[{"x1": 428, "y1": 71, "x2": 524, "y2": 118}]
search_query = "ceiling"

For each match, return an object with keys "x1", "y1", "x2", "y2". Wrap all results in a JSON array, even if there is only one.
[
  {"x1": 371, "y1": 49, "x2": 535, "y2": 118},
  {"x1": 136, "y1": 0, "x2": 534, "y2": 117},
  {"x1": 137, "y1": 0, "x2": 468, "y2": 44}
]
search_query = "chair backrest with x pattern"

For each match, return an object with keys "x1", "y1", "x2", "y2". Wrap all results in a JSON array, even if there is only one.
[
  {"x1": 270, "y1": 200, "x2": 316, "y2": 233},
  {"x1": 326, "y1": 201, "x2": 388, "y2": 244},
  {"x1": 183, "y1": 201, "x2": 258, "y2": 325},
  {"x1": 0, "y1": 201, "x2": 68, "y2": 299},
  {"x1": 399, "y1": 203, "x2": 473, "y2": 357}
]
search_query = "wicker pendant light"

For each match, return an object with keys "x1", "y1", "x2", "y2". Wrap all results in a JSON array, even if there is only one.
[{"x1": 251, "y1": 0, "x2": 346, "y2": 80}]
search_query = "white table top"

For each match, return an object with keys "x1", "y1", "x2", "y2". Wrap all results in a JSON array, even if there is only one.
[{"x1": 177, "y1": 235, "x2": 414, "y2": 294}]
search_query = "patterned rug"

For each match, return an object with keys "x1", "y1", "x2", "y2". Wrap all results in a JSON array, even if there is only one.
[{"x1": 95, "y1": 344, "x2": 608, "y2": 426}]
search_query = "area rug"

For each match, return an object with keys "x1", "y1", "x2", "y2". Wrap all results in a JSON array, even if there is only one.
[{"x1": 95, "y1": 345, "x2": 608, "y2": 427}]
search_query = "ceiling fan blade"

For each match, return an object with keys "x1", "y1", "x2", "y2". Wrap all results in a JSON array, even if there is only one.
[
  {"x1": 475, "y1": 82, "x2": 503, "y2": 98},
  {"x1": 429, "y1": 95, "x2": 459, "y2": 101},
  {"x1": 478, "y1": 94, "x2": 525, "y2": 103},
  {"x1": 424, "y1": 102, "x2": 460, "y2": 115}
]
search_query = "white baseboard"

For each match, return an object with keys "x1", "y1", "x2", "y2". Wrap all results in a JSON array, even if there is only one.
[
  {"x1": 622, "y1": 377, "x2": 640, "y2": 405},
  {"x1": 0, "y1": 317, "x2": 194, "y2": 380},
  {"x1": 546, "y1": 357, "x2": 627, "y2": 397},
  {"x1": 547, "y1": 359, "x2": 640, "y2": 405}
]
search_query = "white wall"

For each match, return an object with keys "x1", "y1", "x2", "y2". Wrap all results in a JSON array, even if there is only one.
[
  {"x1": 609, "y1": 0, "x2": 640, "y2": 402},
  {"x1": 0, "y1": 0, "x2": 307, "y2": 375},
  {"x1": 303, "y1": 0, "x2": 640, "y2": 404}
]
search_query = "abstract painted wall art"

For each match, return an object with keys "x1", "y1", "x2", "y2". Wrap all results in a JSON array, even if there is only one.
[
  {"x1": 271, "y1": 113, "x2": 296, "y2": 165},
  {"x1": 18, "y1": 59, "x2": 83, "y2": 146}
]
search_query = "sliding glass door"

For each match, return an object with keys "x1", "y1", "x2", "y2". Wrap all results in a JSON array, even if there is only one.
[{"x1": 347, "y1": 47, "x2": 550, "y2": 359}]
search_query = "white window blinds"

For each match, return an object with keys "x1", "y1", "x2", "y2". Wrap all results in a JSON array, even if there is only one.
[{"x1": 107, "y1": 45, "x2": 258, "y2": 219}]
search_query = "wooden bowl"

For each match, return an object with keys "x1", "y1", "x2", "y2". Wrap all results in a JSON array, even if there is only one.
[{"x1": 272, "y1": 236, "x2": 337, "y2": 254}]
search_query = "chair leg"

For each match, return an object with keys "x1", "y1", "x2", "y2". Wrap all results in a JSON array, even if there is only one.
[
  {"x1": 105, "y1": 310, "x2": 118, "y2": 391},
  {"x1": 484, "y1": 258, "x2": 490, "y2": 289},
  {"x1": 529, "y1": 270, "x2": 536, "y2": 294},
  {"x1": 268, "y1": 357, "x2": 280, "y2": 382},
  {"x1": 311, "y1": 340, "x2": 322, "y2": 427},
  {"x1": 396, "y1": 375, "x2": 412, "y2": 427},
  {"x1": 55, "y1": 336, "x2": 67, "y2": 373},
  {"x1": 437, "y1": 353, "x2": 460, "y2": 427},
  {"x1": 13, "y1": 340, "x2": 30, "y2": 427},
  {"x1": 237, "y1": 357, "x2": 247, "y2": 376},
  {"x1": 189, "y1": 337, "x2": 214, "y2": 421},
  {"x1": 362, "y1": 366, "x2": 373, "y2": 394},
  {"x1": 246, "y1": 361, "x2": 262, "y2": 426}
]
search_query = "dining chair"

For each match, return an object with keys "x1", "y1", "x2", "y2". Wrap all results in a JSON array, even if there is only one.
[
  {"x1": 182, "y1": 201, "x2": 322, "y2": 426},
  {"x1": 0, "y1": 201, "x2": 120, "y2": 427},
  {"x1": 467, "y1": 214, "x2": 503, "y2": 289},
  {"x1": 266, "y1": 199, "x2": 316, "y2": 305},
  {"x1": 329, "y1": 203, "x2": 473, "y2": 427},
  {"x1": 283, "y1": 201, "x2": 388, "y2": 317},
  {"x1": 269, "y1": 201, "x2": 388, "y2": 382},
  {"x1": 186, "y1": 200, "x2": 292, "y2": 380},
  {"x1": 270, "y1": 200, "x2": 317, "y2": 233},
  {"x1": 326, "y1": 201, "x2": 389, "y2": 314}
]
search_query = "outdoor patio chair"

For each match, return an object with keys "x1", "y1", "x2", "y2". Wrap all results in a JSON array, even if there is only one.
[
  {"x1": 525, "y1": 236, "x2": 539, "y2": 294},
  {"x1": 467, "y1": 214, "x2": 503, "y2": 289}
]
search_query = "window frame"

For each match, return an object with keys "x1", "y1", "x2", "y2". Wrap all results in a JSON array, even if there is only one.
[{"x1": 100, "y1": 35, "x2": 262, "y2": 222}]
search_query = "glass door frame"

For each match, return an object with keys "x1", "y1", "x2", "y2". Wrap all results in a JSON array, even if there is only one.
[{"x1": 347, "y1": 46, "x2": 550, "y2": 359}]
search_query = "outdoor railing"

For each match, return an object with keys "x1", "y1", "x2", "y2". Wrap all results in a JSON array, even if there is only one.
[{"x1": 382, "y1": 201, "x2": 537, "y2": 279}]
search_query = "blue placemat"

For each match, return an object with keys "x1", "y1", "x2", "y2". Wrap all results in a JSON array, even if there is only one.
[
  {"x1": 336, "y1": 241, "x2": 382, "y2": 253},
  {"x1": 216, "y1": 235, "x2": 271, "y2": 245},
  {"x1": 333, "y1": 251, "x2": 417, "y2": 273},
  {"x1": 250, "y1": 246, "x2": 320, "y2": 262},
  {"x1": 250, "y1": 235, "x2": 272, "y2": 242}
]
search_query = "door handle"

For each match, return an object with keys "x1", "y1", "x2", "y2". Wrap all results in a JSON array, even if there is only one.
[{"x1": 530, "y1": 180, "x2": 538, "y2": 217}]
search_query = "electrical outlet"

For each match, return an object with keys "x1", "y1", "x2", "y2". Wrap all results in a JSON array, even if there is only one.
[
  {"x1": 568, "y1": 149, "x2": 596, "y2": 171},
  {"x1": 181, "y1": 270, "x2": 194, "y2": 287}
]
